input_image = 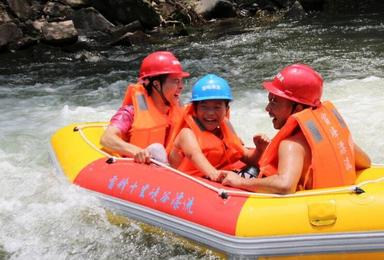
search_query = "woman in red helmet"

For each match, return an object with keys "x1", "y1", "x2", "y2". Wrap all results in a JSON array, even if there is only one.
[
  {"x1": 219, "y1": 64, "x2": 371, "y2": 194},
  {"x1": 100, "y1": 51, "x2": 189, "y2": 163}
]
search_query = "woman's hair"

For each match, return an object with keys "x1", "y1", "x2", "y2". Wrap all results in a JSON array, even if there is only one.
[{"x1": 144, "y1": 74, "x2": 168, "y2": 96}]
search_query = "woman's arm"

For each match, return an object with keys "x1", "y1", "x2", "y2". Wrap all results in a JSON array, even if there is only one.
[{"x1": 100, "y1": 126, "x2": 150, "y2": 163}]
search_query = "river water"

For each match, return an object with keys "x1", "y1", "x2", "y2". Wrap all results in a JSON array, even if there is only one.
[{"x1": 0, "y1": 13, "x2": 383, "y2": 259}]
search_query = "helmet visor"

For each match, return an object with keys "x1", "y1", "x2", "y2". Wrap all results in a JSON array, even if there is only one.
[{"x1": 262, "y1": 81, "x2": 290, "y2": 100}]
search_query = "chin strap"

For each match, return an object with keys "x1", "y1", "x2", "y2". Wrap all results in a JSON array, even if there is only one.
[{"x1": 153, "y1": 83, "x2": 171, "y2": 107}]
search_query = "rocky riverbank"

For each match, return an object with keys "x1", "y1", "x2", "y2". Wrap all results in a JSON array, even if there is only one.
[{"x1": 0, "y1": 0, "x2": 383, "y2": 54}]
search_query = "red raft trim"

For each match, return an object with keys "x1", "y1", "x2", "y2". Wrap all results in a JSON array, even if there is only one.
[{"x1": 74, "y1": 158, "x2": 248, "y2": 235}]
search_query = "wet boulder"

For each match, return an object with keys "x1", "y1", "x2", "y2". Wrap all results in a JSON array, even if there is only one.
[
  {"x1": 6, "y1": 0, "x2": 43, "y2": 21},
  {"x1": 235, "y1": 0, "x2": 282, "y2": 13},
  {"x1": 59, "y1": 0, "x2": 88, "y2": 8},
  {"x1": 89, "y1": 0, "x2": 160, "y2": 29},
  {"x1": 7, "y1": 0, "x2": 32, "y2": 20},
  {"x1": 43, "y1": 1, "x2": 74, "y2": 21},
  {"x1": 285, "y1": 0, "x2": 306, "y2": 19},
  {"x1": 72, "y1": 7, "x2": 115, "y2": 35},
  {"x1": 0, "y1": 4, "x2": 12, "y2": 23},
  {"x1": 273, "y1": 0, "x2": 295, "y2": 8},
  {"x1": 0, "y1": 22, "x2": 23, "y2": 49},
  {"x1": 298, "y1": 0, "x2": 324, "y2": 11},
  {"x1": 196, "y1": 0, "x2": 236, "y2": 19},
  {"x1": 109, "y1": 30, "x2": 150, "y2": 46},
  {"x1": 110, "y1": 20, "x2": 143, "y2": 39},
  {"x1": 41, "y1": 20, "x2": 78, "y2": 45}
]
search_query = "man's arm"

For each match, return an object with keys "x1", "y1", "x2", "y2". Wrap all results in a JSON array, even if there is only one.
[{"x1": 220, "y1": 137, "x2": 306, "y2": 194}]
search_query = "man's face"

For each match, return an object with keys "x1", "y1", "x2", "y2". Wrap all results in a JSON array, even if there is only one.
[{"x1": 265, "y1": 93, "x2": 295, "y2": 129}]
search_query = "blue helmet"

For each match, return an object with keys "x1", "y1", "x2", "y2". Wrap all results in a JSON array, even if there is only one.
[{"x1": 191, "y1": 74, "x2": 233, "y2": 102}]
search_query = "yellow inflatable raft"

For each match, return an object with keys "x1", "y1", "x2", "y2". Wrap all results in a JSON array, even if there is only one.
[{"x1": 50, "y1": 122, "x2": 384, "y2": 259}]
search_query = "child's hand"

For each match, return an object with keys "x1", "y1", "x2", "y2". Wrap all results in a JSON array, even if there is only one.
[{"x1": 253, "y1": 134, "x2": 270, "y2": 153}]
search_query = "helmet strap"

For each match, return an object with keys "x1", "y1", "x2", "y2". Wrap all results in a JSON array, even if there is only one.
[
  {"x1": 139, "y1": 78, "x2": 150, "y2": 85},
  {"x1": 290, "y1": 102, "x2": 299, "y2": 114},
  {"x1": 153, "y1": 82, "x2": 171, "y2": 107}
]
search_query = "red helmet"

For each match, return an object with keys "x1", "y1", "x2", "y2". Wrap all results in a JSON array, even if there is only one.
[
  {"x1": 263, "y1": 64, "x2": 323, "y2": 107},
  {"x1": 138, "y1": 51, "x2": 190, "y2": 80}
]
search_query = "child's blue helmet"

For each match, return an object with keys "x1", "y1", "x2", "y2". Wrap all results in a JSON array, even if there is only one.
[{"x1": 191, "y1": 74, "x2": 233, "y2": 102}]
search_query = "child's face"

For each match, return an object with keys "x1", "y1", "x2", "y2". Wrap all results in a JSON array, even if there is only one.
[{"x1": 196, "y1": 100, "x2": 228, "y2": 131}]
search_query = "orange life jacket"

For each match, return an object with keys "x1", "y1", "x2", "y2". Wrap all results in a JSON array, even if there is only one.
[
  {"x1": 121, "y1": 83, "x2": 184, "y2": 150},
  {"x1": 173, "y1": 105, "x2": 244, "y2": 176},
  {"x1": 258, "y1": 101, "x2": 356, "y2": 190}
]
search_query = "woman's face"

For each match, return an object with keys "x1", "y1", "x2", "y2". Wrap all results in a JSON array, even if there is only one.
[
  {"x1": 196, "y1": 100, "x2": 228, "y2": 131},
  {"x1": 160, "y1": 75, "x2": 185, "y2": 106}
]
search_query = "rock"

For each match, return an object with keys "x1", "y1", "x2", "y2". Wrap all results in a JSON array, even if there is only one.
[
  {"x1": 89, "y1": 0, "x2": 160, "y2": 29},
  {"x1": 157, "y1": 1, "x2": 201, "y2": 25},
  {"x1": 30, "y1": 0, "x2": 45, "y2": 20},
  {"x1": 110, "y1": 20, "x2": 143, "y2": 39},
  {"x1": 59, "y1": 0, "x2": 88, "y2": 8},
  {"x1": 298, "y1": 0, "x2": 324, "y2": 11},
  {"x1": 256, "y1": 0, "x2": 279, "y2": 12},
  {"x1": 43, "y1": 1, "x2": 74, "y2": 20},
  {"x1": 196, "y1": 0, "x2": 236, "y2": 19},
  {"x1": 74, "y1": 51, "x2": 102, "y2": 62},
  {"x1": 41, "y1": 20, "x2": 78, "y2": 45},
  {"x1": 236, "y1": 0, "x2": 262, "y2": 16},
  {"x1": 7, "y1": 0, "x2": 32, "y2": 20},
  {"x1": 134, "y1": 0, "x2": 160, "y2": 29},
  {"x1": 109, "y1": 30, "x2": 150, "y2": 46},
  {"x1": 21, "y1": 19, "x2": 42, "y2": 38},
  {"x1": 273, "y1": 0, "x2": 295, "y2": 8},
  {"x1": 8, "y1": 35, "x2": 38, "y2": 50},
  {"x1": 285, "y1": 0, "x2": 306, "y2": 19},
  {"x1": 0, "y1": 22, "x2": 23, "y2": 49},
  {"x1": 32, "y1": 19, "x2": 47, "y2": 32},
  {"x1": 72, "y1": 7, "x2": 115, "y2": 35},
  {"x1": 0, "y1": 5, "x2": 12, "y2": 23}
]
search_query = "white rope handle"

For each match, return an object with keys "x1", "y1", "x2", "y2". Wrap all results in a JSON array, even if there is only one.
[{"x1": 75, "y1": 124, "x2": 384, "y2": 199}]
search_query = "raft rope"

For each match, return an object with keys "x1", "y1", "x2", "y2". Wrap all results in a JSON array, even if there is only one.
[{"x1": 75, "y1": 124, "x2": 384, "y2": 199}]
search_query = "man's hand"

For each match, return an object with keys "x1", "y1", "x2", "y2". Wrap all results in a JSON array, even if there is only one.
[{"x1": 218, "y1": 171, "x2": 245, "y2": 187}]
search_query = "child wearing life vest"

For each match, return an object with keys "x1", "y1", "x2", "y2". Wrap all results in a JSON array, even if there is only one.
[
  {"x1": 100, "y1": 51, "x2": 189, "y2": 163},
  {"x1": 168, "y1": 74, "x2": 268, "y2": 181},
  {"x1": 219, "y1": 64, "x2": 371, "y2": 194}
]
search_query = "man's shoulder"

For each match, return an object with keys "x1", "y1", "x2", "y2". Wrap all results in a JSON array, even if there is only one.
[{"x1": 281, "y1": 130, "x2": 309, "y2": 148}]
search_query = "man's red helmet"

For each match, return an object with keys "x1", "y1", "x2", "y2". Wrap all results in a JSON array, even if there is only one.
[{"x1": 263, "y1": 64, "x2": 323, "y2": 107}]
